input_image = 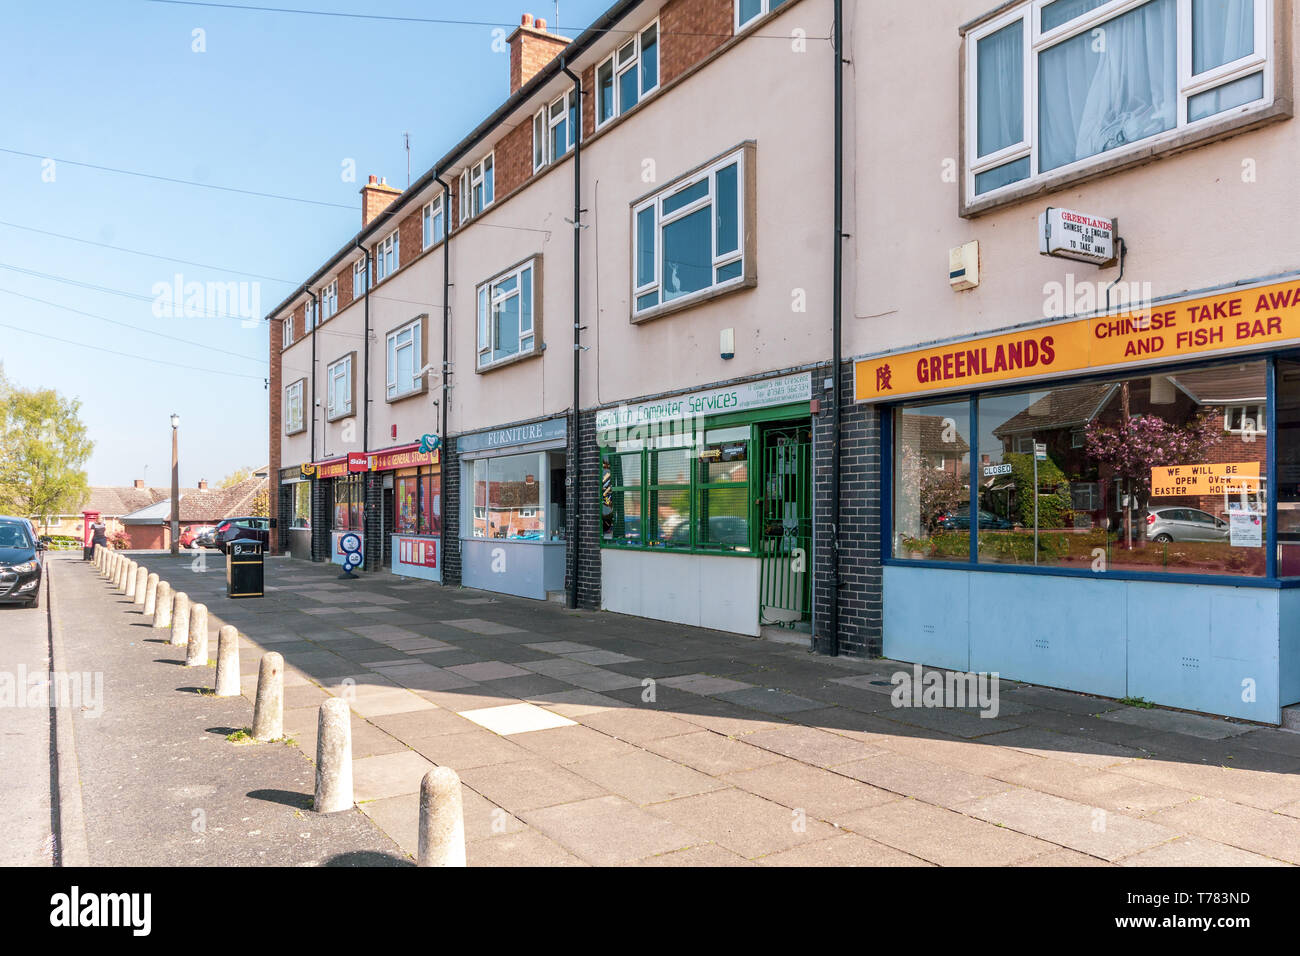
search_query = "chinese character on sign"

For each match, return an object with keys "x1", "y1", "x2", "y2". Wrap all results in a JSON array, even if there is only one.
[{"x1": 876, "y1": 364, "x2": 892, "y2": 391}]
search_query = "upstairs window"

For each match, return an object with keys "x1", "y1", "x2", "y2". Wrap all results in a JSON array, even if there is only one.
[
  {"x1": 459, "y1": 154, "x2": 494, "y2": 225},
  {"x1": 1226, "y1": 403, "x2": 1266, "y2": 435},
  {"x1": 326, "y1": 354, "x2": 354, "y2": 419},
  {"x1": 352, "y1": 256, "x2": 368, "y2": 298},
  {"x1": 477, "y1": 259, "x2": 537, "y2": 370},
  {"x1": 304, "y1": 298, "x2": 316, "y2": 332},
  {"x1": 422, "y1": 197, "x2": 445, "y2": 249},
  {"x1": 966, "y1": 0, "x2": 1273, "y2": 201},
  {"x1": 281, "y1": 315, "x2": 293, "y2": 348},
  {"x1": 321, "y1": 280, "x2": 338, "y2": 321},
  {"x1": 374, "y1": 229, "x2": 400, "y2": 283},
  {"x1": 284, "y1": 379, "x2": 304, "y2": 435},
  {"x1": 632, "y1": 146, "x2": 750, "y2": 316},
  {"x1": 386, "y1": 317, "x2": 424, "y2": 400},
  {"x1": 736, "y1": 0, "x2": 789, "y2": 31},
  {"x1": 534, "y1": 89, "x2": 578, "y2": 171},
  {"x1": 596, "y1": 20, "x2": 659, "y2": 127}
]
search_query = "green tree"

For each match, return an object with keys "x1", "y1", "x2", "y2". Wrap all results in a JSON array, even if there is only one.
[
  {"x1": 0, "y1": 367, "x2": 93, "y2": 532},
  {"x1": 219, "y1": 466, "x2": 255, "y2": 489}
]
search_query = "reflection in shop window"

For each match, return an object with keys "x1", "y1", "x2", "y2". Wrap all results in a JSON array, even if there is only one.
[
  {"x1": 395, "y1": 470, "x2": 440, "y2": 535},
  {"x1": 292, "y1": 481, "x2": 310, "y2": 529},
  {"x1": 892, "y1": 401, "x2": 972, "y2": 561},
  {"x1": 468, "y1": 453, "x2": 546, "y2": 541},
  {"x1": 1277, "y1": 360, "x2": 1300, "y2": 576},
  {"x1": 975, "y1": 361, "x2": 1266, "y2": 576}
]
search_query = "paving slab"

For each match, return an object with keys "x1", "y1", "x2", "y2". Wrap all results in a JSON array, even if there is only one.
[
  {"x1": 458, "y1": 759, "x2": 610, "y2": 812},
  {"x1": 520, "y1": 795, "x2": 701, "y2": 865},
  {"x1": 467, "y1": 827, "x2": 587, "y2": 866},
  {"x1": 835, "y1": 754, "x2": 1017, "y2": 809},
  {"x1": 406, "y1": 729, "x2": 534, "y2": 770},
  {"x1": 351, "y1": 750, "x2": 437, "y2": 802},
  {"x1": 1118, "y1": 834, "x2": 1290, "y2": 867},
  {"x1": 1147, "y1": 797, "x2": 1300, "y2": 863},
  {"x1": 509, "y1": 724, "x2": 640, "y2": 764},
  {"x1": 568, "y1": 750, "x2": 725, "y2": 805},
  {"x1": 723, "y1": 759, "x2": 898, "y2": 822},
  {"x1": 459, "y1": 702, "x2": 577, "y2": 736},
  {"x1": 1099, "y1": 707, "x2": 1256, "y2": 740},
  {"x1": 756, "y1": 832, "x2": 931, "y2": 866},
  {"x1": 645, "y1": 731, "x2": 788, "y2": 776},
  {"x1": 838, "y1": 798, "x2": 1054, "y2": 866},
  {"x1": 646, "y1": 788, "x2": 838, "y2": 859},
  {"x1": 989, "y1": 758, "x2": 1198, "y2": 816},
  {"x1": 742, "y1": 725, "x2": 886, "y2": 768}
]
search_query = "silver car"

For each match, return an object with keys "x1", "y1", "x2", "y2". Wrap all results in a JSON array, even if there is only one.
[{"x1": 1145, "y1": 507, "x2": 1228, "y2": 543}]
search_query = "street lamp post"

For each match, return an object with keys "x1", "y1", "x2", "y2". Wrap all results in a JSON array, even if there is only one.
[{"x1": 170, "y1": 413, "x2": 180, "y2": 556}]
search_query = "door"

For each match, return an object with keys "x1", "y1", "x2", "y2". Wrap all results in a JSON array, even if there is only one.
[{"x1": 758, "y1": 423, "x2": 812, "y2": 630}]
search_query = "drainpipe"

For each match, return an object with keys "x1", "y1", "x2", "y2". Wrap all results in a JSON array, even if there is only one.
[
  {"x1": 562, "y1": 58, "x2": 583, "y2": 612},
  {"x1": 825, "y1": 0, "x2": 845, "y2": 657},
  {"x1": 354, "y1": 238, "x2": 371, "y2": 456},
  {"x1": 308, "y1": 289, "x2": 318, "y2": 464},
  {"x1": 435, "y1": 172, "x2": 452, "y2": 574}
]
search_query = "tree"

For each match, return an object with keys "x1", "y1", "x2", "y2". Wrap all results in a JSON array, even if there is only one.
[
  {"x1": 1085, "y1": 404, "x2": 1223, "y2": 546},
  {"x1": 249, "y1": 487, "x2": 269, "y2": 518},
  {"x1": 0, "y1": 367, "x2": 93, "y2": 532},
  {"x1": 219, "y1": 466, "x2": 255, "y2": 489}
]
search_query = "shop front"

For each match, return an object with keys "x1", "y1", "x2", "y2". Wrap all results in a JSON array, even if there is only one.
[
  {"x1": 458, "y1": 417, "x2": 568, "y2": 600},
  {"x1": 597, "y1": 371, "x2": 813, "y2": 637},
  {"x1": 379, "y1": 442, "x2": 442, "y2": 581},
  {"x1": 855, "y1": 273, "x2": 1300, "y2": 723},
  {"x1": 279, "y1": 466, "x2": 312, "y2": 560},
  {"x1": 310, "y1": 455, "x2": 365, "y2": 568}
]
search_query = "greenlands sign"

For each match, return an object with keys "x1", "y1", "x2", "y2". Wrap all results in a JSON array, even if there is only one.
[{"x1": 595, "y1": 373, "x2": 812, "y2": 433}]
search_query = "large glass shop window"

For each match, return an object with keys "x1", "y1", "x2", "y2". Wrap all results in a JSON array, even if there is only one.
[
  {"x1": 892, "y1": 400, "x2": 972, "y2": 561},
  {"x1": 332, "y1": 475, "x2": 364, "y2": 531},
  {"x1": 468, "y1": 453, "x2": 545, "y2": 541},
  {"x1": 394, "y1": 470, "x2": 441, "y2": 535},
  {"x1": 894, "y1": 359, "x2": 1269, "y2": 577},
  {"x1": 292, "y1": 481, "x2": 311, "y2": 528}
]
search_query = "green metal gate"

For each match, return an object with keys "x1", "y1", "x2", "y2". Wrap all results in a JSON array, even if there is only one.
[{"x1": 758, "y1": 425, "x2": 812, "y2": 628}]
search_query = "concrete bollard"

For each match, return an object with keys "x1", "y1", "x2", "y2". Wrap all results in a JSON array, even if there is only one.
[
  {"x1": 143, "y1": 573, "x2": 159, "y2": 616},
  {"x1": 251, "y1": 652, "x2": 284, "y2": 742},
  {"x1": 93, "y1": 545, "x2": 101, "y2": 570},
  {"x1": 112, "y1": 555, "x2": 123, "y2": 588},
  {"x1": 104, "y1": 551, "x2": 114, "y2": 579},
  {"x1": 417, "y1": 767, "x2": 466, "y2": 867},
  {"x1": 314, "y1": 698, "x2": 354, "y2": 813},
  {"x1": 133, "y1": 566, "x2": 148, "y2": 606},
  {"x1": 100, "y1": 550, "x2": 109, "y2": 577},
  {"x1": 214, "y1": 625, "x2": 240, "y2": 697},
  {"x1": 185, "y1": 603, "x2": 208, "y2": 667},
  {"x1": 119, "y1": 560, "x2": 134, "y2": 594},
  {"x1": 153, "y1": 581, "x2": 174, "y2": 629},
  {"x1": 170, "y1": 592, "x2": 191, "y2": 647}
]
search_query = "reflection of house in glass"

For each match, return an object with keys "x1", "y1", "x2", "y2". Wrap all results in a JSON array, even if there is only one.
[
  {"x1": 473, "y1": 476, "x2": 543, "y2": 539},
  {"x1": 989, "y1": 366, "x2": 1266, "y2": 527},
  {"x1": 896, "y1": 412, "x2": 970, "y2": 475}
]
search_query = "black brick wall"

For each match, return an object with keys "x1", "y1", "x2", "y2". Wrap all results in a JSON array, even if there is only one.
[
  {"x1": 310, "y1": 477, "x2": 331, "y2": 562},
  {"x1": 564, "y1": 410, "x2": 601, "y2": 609},
  {"x1": 363, "y1": 472, "x2": 383, "y2": 572},
  {"x1": 276, "y1": 483, "x2": 291, "y2": 553},
  {"x1": 813, "y1": 361, "x2": 883, "y2": 658},
  {"x1": 441, "y1": 438, "x2": 462, "y2": 586}
]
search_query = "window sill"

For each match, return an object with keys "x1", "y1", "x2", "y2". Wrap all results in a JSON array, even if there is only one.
[
  {"x1": 883, "y1": 555, "x2": 1279, "y2": 587},
  {"x1": 474, "y1": 347, "x2": 542, "y2": 375},
  {"x1": 961, "y1": 100, "x2": 1293, "y2": 219},
  {"x1": 385, "y1": 382, "x2": 429, "y2": 405},
  {"x1": 325, "y1": 410, "x2": 355, "y2": 424},
  {"x1": 284, "y1": 425, "x2": 307, "y2": 437},
  {"x1": 630, "y1": 277, "x2": 756, "y2": 326}
]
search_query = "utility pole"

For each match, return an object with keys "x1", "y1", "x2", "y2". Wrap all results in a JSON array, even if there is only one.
[
  {"x1": 404, "y1": 132, "x2": 411, "y2": 188},
  {"x1": 169, "y1": 413, "x2": 180, "y2": 556}
]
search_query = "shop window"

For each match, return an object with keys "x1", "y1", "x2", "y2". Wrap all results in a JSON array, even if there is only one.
[
  {"x1": 633, "y1": 145, "x2": 752, "y2": 317},
  {"x1": 477, "y1": 259, "x2": 538, "y2": 370},
  {"x1": 422, "y1": 197, "x2": 445, "y2": 249},
  {"x1": 332, "y1": 475, "x2": 364, "y2": 531},
  {"x1": 292, "y1": 481, "x2": 311, "y2": 528},
  {"x1": 395, "y1": 469, "x2": 441, "y2": 535},
  {"x1": 596, "y1": 21, "x2": 658, "y2": 128},
  {"x1": 972, "y1": 361, "x2": 1266, "y2": 575},
  {"x1": 892, "y1": 400, "x2": 972, "y2": 561},
  {"x1": 465, "y1": 453, "x2": 547, "y2": 541},
  {"x1": 1275, "y1": 360, "x2": 1300, "y2": 575},
  {"x1": 386, "y1": 317, "x2": 424, "y2": 400},
  {"x1": 284, "y1": 379, "x2": 305, "y2": 435},
  {"x1": 966, "y1": 0, "x2": 1273, "y2": 202},
  {"x1": 600, "y1": 425, "x2": 754, "y2": 553}
]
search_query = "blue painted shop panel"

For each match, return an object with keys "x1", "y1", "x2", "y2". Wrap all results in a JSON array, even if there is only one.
[{"x1": 882, "y1": 566, "x2": 970, "y2": 672}]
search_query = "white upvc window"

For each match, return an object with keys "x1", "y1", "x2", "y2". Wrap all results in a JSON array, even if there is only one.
[
  {"x1": 422, "y1": 197, "x2": 445, "y2": 249},
  {"x1": 281, "y1": 315, "x2": 293, "y2": 348},
  {"x1": 352, "y1": 256, "x2": 368, "y2": 297},
  {"x1": 477, "y1": 259, "x2": 537, "y2": 369},
  {"x1": 326, "y1": 355, "x2": 353, "y2": 418},
  {"x1": 284, "y1": 380, "x2": 304, "y2": 434},
  {"x1": 632, "y1": 148, "x2": 745, "y2": 315},
  {"x1": 386, "y1": 317, "x2": 423, "y2": 400},
  {"x1": 966, "y1": 0, "x2": 1273, "y2": 201},
  {"x1": 1225, "y1": 403, "x2": 1266, "y2": 434},
  {"x1": 321, "y1": 280, "x2": 338, "y2": 320},
  {"x1": 595, "y1": 20, "x2": 659, "y2": 127},
  {"x1": 304, "y1": 298, "x2": 316, "y2": 332},
  {"x1": 736, "y1": 0, "x2": 789, "y2": 31},
  {"x1": 534, "y1": 88, "x2": 578, "y2": 171},
  {"x1": 458, "y1": 153, "x2": 495, "y2": 226},
  {"x1": 375, "y1": 229, "x2": 400, "y2": 282}
]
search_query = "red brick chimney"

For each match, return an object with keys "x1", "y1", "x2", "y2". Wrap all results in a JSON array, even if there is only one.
[
  {"x1": 508, "y1": 13, "x2": 569, "y2": 94},
  {"x1": 360, "y1": 174, "x2": 402, "y2": 227},
  {"x1": 198, "y1": 479, "x2": 209, "y2": 491},
  {"x1": 133, "y1": 479, "x2": 145, "y2": 489}
]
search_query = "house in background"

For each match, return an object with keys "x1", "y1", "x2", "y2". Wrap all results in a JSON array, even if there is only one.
[
  {"x1": 39, "y1": 479, "x2": 201, "y2": 539},
  {"x1": 117, "y1": 472, "x2": 267, "y2": 549}
]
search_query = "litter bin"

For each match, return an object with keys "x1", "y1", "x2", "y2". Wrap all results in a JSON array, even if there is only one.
[{"x1": 226, "y1": 538, "x2": 264, "y2": 599}]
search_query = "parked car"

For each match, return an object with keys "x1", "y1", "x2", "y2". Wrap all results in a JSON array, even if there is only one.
[
  {"x1": 180, "y1": 525, "x2": 216, "y2": 549},
  {"x1": 935, "y1": 507, "x2": 1014, "y2": 531},
  {"x1": 1145, "y1": 507, "x2": 1228, "y2": 543},
  {"x1": 0, "y1": 515, "x2": 46, "y2": 608},
  {"x1": 214, "y1": 516, "x2": 273, "y2": 553}
]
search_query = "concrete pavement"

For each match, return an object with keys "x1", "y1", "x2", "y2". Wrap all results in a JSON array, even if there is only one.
[{"x1": 103, "y1": 548, "x2": 1300, "y2": 867}]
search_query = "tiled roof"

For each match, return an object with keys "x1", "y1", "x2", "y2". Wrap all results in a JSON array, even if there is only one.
[{"x1": 992, "y1": 384, "x2": 1117, "y2": 437}]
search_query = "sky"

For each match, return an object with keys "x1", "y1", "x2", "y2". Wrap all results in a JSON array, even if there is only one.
[{"x1": 0, "y1": 0, "x2": 607, "y2": 488}]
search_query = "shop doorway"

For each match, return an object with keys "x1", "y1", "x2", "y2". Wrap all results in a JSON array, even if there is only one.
[
  {"x1": 758, "y1": 421, "x2": 812, "y2": 631},
  {"x1": 381, "y1": 485, "x2": 394, "y2": 568}
]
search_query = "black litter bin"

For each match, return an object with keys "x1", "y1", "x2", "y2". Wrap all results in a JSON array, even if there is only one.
[{"x1": 226, "y1": 538, "x2": 264, "y2": 599}]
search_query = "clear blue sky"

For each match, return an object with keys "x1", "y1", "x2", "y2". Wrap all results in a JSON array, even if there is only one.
[{"x1": 0, "y1": 0, "x2": 605, "y2": 489}]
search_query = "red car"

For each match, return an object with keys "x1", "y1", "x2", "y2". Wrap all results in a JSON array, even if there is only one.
[{"x1": 180, "y1": 525, "x2": 216, "y2": 549}]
